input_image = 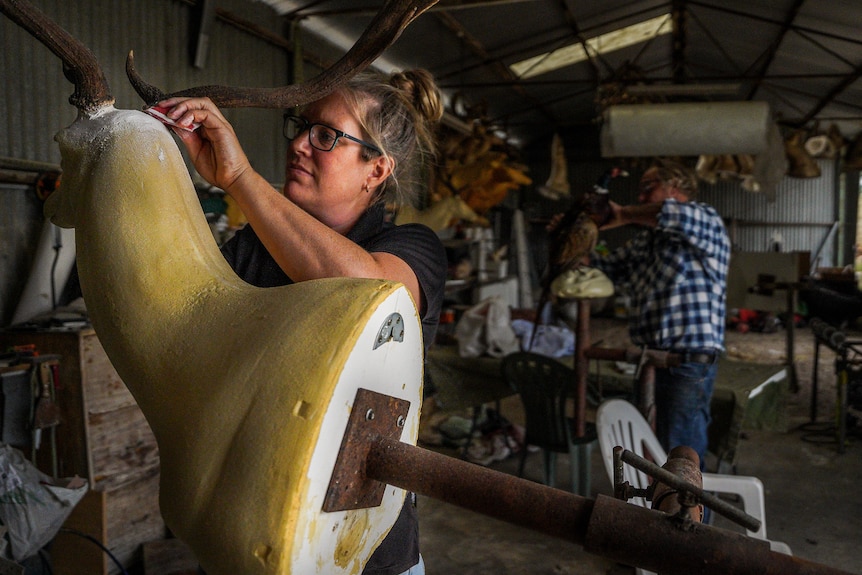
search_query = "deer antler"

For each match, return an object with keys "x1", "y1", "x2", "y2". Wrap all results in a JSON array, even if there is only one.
[
  {"x1": 0, "y1": 0, "x2": 113, "y2": 112},
  {"x1": 127, "y1": 0, "x2": 439, "y2": 108}
]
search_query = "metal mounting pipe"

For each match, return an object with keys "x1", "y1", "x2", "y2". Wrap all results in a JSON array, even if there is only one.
[
  {"x1": 364, "y1": 437, "x2": 856, "y2": 575},
  {"x1": 366, "y1": 436, "x2": 594, "y2": 542},
  {"x1": 574, "y1": 299, "x2": 591, "y2": 437}
]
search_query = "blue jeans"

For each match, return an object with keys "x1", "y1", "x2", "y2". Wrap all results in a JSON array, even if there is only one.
[
  {"x1": 654, "y1": 359, "x2": 717, "y2": 469},
  {"x1": 399, "y1": 554, "x2": 425, "y2": 575}
]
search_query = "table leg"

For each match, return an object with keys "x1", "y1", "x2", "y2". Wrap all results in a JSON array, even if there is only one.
[
  {"x1": 786, "y1": 287, "x2": 799, "y2": 392},
  {"x1": 810, "y1": 338, "x2": 821, "y2": 422},
  {"x1": 574, "y1": 300, "x2": 591, "y2": 437}
]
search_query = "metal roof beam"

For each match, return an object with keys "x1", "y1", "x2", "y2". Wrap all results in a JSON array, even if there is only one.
[
  {"x1": 744, "y1": 0, "x2": 804, "y2": 100},
  {"x1": 432, "y1": 9, "x2": 558, "y2": 123},
  {"x1": 687, "y1": 0, "x2": 862, "y2": 48},
  {"x1": 800, "y1": 64, "x2": 862, "y2": 126},
  {"x1": 671, "y1": 0, "x2": 686, "y2": 83}
]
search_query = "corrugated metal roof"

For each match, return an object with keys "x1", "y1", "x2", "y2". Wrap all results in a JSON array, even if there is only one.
[{"x1": 255, "y1": 0, "x2": 862, "y2": 150}]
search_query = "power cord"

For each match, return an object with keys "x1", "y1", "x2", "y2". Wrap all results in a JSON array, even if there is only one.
[
  {"x1": 37, "y1": 548, "x2": 53, "y2": 575},
  {"x1": 57, "y1": 529, "x2": 128, "y2": 575}
]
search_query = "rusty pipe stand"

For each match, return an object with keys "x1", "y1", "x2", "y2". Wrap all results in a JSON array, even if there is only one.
[
  {"x1": 324, "y1": 388, "x2": 856, "y2": 575},
  {"x1": 368, "y1": 439, "x2": 853, "y2": 575},
  {"x1": 614, "y1": 446, "x2": 760, "y2": 532},
  {"x1": 572, "y1": 299, "x2": 672, "y2": 433},
  {"x1": 573, "y1": 299, "x2": 591, "y2": 437},
  {"x1": 583, "y1": 344, "x2": 682, "y2": 430}
]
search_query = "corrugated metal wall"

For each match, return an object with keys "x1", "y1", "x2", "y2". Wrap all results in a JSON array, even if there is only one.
[
  {"x1": 562, "y1": 158, "x2": 841, "y2": 269},
  {"x1": 700, "y1": 159, "x2": 838, "y2": 269},
  {"x1": 1, "y1": 0, "x2": 296, "y2": 326},
  {"x1": 521, "y1": 155, "x2": 844, "y2": 292},
  {"x1": 1, "y1": 0, "x2": 289, "y2": 174}
]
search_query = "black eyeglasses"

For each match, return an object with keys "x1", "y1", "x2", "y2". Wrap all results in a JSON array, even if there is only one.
[{"x1": 283, "y1": 114, "x2": 381, "y2": 155}]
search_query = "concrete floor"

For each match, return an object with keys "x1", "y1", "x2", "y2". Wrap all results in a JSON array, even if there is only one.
[{"x1": 417, "y1": 320, "x2": 862, "y2": 575}]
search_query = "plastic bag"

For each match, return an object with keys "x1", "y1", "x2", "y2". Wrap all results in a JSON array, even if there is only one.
[
  {"x1": 511, "y1": 319, "x2": 575, "y2": 358},
  {"x1": 0, "y1": 444, "x2": 88, "y2": 561},
  {"x1": 454, "y1": 296, "x2": 520, "y2": 358}
]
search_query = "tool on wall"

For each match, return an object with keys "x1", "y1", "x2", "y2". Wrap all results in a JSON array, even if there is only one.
[
  {"x1": 29, "y1": 355, "x2": 62, "y2": 477},
  {"x1": 32, "y1": 358, "x2": 60, "y2": 430}
]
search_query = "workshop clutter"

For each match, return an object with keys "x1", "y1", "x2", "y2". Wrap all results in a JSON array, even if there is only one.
[
  {"x1": 454, "y1": 296, "x2": 520, "y2": 358},
  {"x1": 399, "y1": 104, "x2": 531, "y2": 244},
  {"x1": 806, "y1": 318, "x2": 862, "y2": 452},
  {"x1": 418, "y1": 399, "x2": 527, "y2": 467},
  {"x1": 453, "y1": 298, "x2": 577, "y2": 358},
  {"x1": 0, "y1": 348, "x2": 62, "y2": 464},
  {"x1": 0, "y1": 444, "x2": 87, "y2": 563},
  {"x1": 435, "y1": 117, "x2": 531, "y2": 218},
  {"x1": 463, "y1": 408, "x2": 527, "y2": 466},
  {"x1": 0, "y1": 347, "x2": 88, "y2": 566},
  {"x1": 727, "y1": 309, "x2": 784, "y2": 334},
  {"x1": 511, "y1": 319, "x2": 575, "y2": 358}
]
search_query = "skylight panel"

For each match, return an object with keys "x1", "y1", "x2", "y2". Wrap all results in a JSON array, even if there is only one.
[{"x1": 510, "y1": 14, "x2": 672, "y2": 79}]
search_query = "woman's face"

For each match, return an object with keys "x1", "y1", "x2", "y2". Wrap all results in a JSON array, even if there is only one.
[{"x1": 282, "y1": 92, "x2": 387, "y2": 233}]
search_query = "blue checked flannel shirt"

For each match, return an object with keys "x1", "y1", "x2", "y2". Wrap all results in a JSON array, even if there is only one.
[{"x1": 592, "y1": 199, "x2": 730, "y2": 352}]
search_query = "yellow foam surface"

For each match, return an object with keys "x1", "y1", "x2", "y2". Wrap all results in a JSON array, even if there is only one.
[{"x1": 47, "y1": 108, "x2": 423, "y2": 574}]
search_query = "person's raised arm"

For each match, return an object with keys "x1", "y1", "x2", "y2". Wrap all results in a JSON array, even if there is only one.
[
  {"x1": 601, "y1": 201, "x2": 663, "y2": 230},
  {"x1": 160, "y1": 97, "x2": 422, "y2": 308}
]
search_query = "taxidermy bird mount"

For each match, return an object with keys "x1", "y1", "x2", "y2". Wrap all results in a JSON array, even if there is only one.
[{"x1": 528, "y1": 167, "x2": 627, "y2": 350}]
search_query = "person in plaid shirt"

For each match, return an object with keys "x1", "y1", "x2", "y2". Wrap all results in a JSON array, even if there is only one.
[{"x1": 592, "y1": 159, "x2": 730, "y2": 469}]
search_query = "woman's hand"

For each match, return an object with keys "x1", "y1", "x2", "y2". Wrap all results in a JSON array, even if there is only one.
[{"x1": 158, "y1": 97, "x2": 252, "y2": 192}]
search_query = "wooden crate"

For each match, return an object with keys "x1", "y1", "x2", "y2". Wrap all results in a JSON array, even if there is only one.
[{"x1": 0, "y1": 329, "x2": 166, "y2": 574}]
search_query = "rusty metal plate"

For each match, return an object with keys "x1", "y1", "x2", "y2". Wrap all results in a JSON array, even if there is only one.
[{"x1": 322, "y1": 388, "x2": 410, "y2": 512}]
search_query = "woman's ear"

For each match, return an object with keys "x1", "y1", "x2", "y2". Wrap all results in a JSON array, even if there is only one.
[{"x1": 366, "y1": 155, "x2": 394, "y2": 190}]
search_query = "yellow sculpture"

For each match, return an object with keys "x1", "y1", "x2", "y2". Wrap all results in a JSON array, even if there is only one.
[
  {"x1": 435, "y1": 120, "x2": 531, "y2": 216},
  {"x1": 2, "y1": 0, "x2": 441, "y2": 572},
  {"x1": 394, "y1": 195, "x2": 486, "y2": 231},
  {"x1": 48, "y1": 106, "x2": 423, "y2": 575}
]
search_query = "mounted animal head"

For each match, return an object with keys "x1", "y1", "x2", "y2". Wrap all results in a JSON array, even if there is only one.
[
  {"x1": 1, "y1": 0, "x2": 438, "y2": 229},
  {"x1": 1, "y1": 0, "x2": 438, "y2": 112}
]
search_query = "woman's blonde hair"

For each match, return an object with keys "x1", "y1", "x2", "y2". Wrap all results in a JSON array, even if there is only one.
[{"x1": 337, "y1": 68, "x2": 443, "y2": 207}]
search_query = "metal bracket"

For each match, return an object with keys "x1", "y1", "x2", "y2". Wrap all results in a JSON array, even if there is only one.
[
  {"x1": 322, "y1": 388, "x2": 410, "y2": 512},
  {"x1": 612, "y1": 447, "x2": 762, "y2": 533},
  {"x1": 373, "y1": 313, "x2": 404, "y2": 349}
]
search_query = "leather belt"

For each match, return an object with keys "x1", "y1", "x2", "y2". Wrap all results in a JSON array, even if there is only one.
[{"x1": 670, "y1": 350, "x2": 718, "y2": 364}]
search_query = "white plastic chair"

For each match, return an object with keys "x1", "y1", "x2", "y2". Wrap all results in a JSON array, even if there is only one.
[{"x1": 595, "y1": 398, "x2": 790, "y2": 575}]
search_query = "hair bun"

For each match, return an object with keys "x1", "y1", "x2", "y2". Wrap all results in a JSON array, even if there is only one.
[{"x1": 391, "y1": 69, "x2": 444, "y2": 125}]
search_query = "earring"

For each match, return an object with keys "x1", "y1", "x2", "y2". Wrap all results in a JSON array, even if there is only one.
[{"x1": 363, "y1": 183, "x2": 371, "y2": 193}]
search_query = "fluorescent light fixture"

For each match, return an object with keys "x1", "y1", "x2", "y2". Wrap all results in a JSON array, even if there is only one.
[
  {"x1": 510, "y1": 14, "x2": 672, "y2": 79},
  {"x1": 625, "y1": 83, "x2": 743, "y2": 97}
]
